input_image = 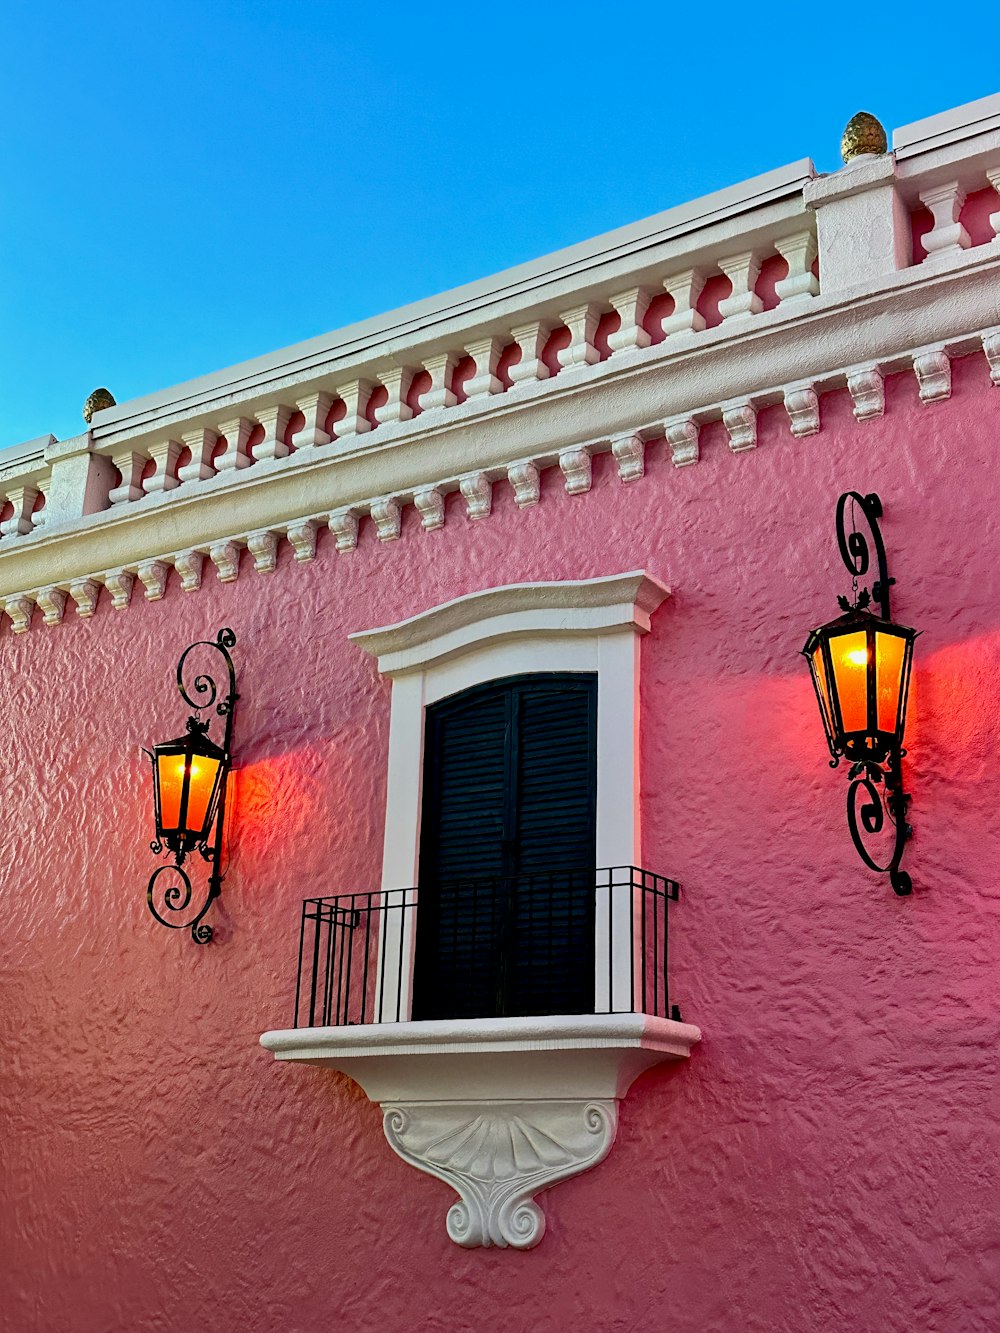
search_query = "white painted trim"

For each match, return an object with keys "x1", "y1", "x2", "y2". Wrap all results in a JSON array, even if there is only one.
[
  {"x1": 259, "y1": 1013, "x2": 700, "y2": 1249},
  {"x1": 892, "y1": 93, "x2": 1000, "y2": 158},
  {"x1": 352, "y1": 573, "x2": 670, "y2": 1019},
  {"x1": 260, "y1": 1013, "x2": 700, "y2": 1098},
  {"x1": 348, "y1": 570, "x2": 670, "y2": 675}
]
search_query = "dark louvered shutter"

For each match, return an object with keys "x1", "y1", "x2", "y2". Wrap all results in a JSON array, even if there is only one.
[{"x1": 412, "y1": 673, "x2": 596, "y2": 1020}]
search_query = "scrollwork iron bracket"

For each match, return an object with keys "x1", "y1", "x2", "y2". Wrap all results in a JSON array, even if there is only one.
[{"x1": 146, "y1": 628, "x2": 239, "y2": 941}]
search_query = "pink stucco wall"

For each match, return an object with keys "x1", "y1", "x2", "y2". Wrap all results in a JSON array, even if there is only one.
[{"x1": 3, "y1": 351, "x2": 1000, "y2": 1332}]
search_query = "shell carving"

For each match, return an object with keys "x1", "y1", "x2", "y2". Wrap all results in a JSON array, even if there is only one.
[
  {"x1": 841, "y1": 111, "x2": 888, "y2": 163},
  {"x1": 383, "y1": 1100, "x2": 617, "y2": 1249}
]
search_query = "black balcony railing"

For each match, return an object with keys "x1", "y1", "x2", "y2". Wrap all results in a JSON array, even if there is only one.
[{"x1": 292, "y1": 866, "x2": 681, "y2": 1028}]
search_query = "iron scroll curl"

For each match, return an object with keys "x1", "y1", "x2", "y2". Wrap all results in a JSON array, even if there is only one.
[
  {"x1": 835, "y1": 491, "x2": 892, "y2": 619},
  {"x1": 176, "y1": 627, "x2": 238, "y2": 717},
  {"x1": 147, "y1": 862, "x2": 215, "y2": 943},
  {"x1": 846, "y1": 768, "x2": 912, "y2": 896}
]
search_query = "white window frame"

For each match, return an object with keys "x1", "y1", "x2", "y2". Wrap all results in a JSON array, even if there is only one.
[{"x1": 349, "y1": 570, "x2": 670, "y2": 1020}]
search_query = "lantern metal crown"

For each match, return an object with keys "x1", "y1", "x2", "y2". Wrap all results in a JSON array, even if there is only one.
[
  {"x1": 145, "y1": 628, "x2": 239, "y2": 942},
  {"x1": 803, "y1": 494, "x2": 917, "y2": 895}
]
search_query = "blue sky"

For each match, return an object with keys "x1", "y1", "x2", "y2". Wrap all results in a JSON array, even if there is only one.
[{"x1": 1, "y1": 2, "x2": 998, "y2": 449}]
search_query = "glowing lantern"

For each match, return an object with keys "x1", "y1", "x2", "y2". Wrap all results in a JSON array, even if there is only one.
[
  {"x1": 145, "y1": 628, "x2": 239, "y2": 943},
  {"x1": 803, "y1": 607, "x2": 917, "y2": 767},
  {"x1": 150, "y1": 720, "x2": 228, "y2": 862},
  {"x1": 803, "y1": 490, "x2": 918, "y2": 896}
]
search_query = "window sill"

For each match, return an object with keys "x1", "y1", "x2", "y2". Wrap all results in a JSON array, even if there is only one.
[{"x1": 260, "y1": 1012, "x2": 700, "y2": 1249}]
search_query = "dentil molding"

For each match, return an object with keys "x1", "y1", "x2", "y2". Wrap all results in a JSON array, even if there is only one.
[{"x1": 260, "y1": 1013, "x2": 700, "y2": 1250}]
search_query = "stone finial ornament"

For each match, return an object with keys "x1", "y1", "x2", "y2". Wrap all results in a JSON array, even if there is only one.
[
  {"x1": 841, "y1": 112, "x2": 888, "y2": 163},
  {"x1": 83, "y1": 387, "x2": 116, "y2": 423}
]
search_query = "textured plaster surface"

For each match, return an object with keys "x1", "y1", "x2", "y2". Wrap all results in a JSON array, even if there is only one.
[{"x1": 3, "y1": 353, "x2": 1000, "y2": 1331}]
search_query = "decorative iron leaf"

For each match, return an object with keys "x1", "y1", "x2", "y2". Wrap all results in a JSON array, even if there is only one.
[
  {"x1": 848, "y1": 762, "x2": 864, "y2": 779},
  {"x1": 837, "y1": 594, "x2": 852, "y2": 612},
  {"x1": 857, "y1": 587, "x2": 871, "y2": 609}
]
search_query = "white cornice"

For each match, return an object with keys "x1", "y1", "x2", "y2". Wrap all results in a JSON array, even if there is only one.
[
  {"x1": 349, "y1": 571, "x2": 671, "y2": 676},
  {"x1": 1, "y1": 248, "x2": 998, "y2": 615}
]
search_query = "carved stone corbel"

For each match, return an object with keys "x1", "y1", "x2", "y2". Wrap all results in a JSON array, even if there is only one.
[
  {"x1": 70, "y1": 578, "x2": 100, "y2": 618},
  {"x1": 611, "y1": 433, "x2": 644, "y2": 482},
  {"x1": 845, "y1": 365, "x2": 885, "y2": 420},
  {"x1": 247, "y1": 530, "x2": 280, "y2": 572},
  {"x1": 287, "y1": 520, "x2": 319, "y2": 562},
  {"x1": 507, "y1": 461, "x2": 541, "y2": 507},
  {"x1": 414, "y1": 488, "x2": 445, "y2": 531},
  {"x1": 174, "y1": 550, "x2": 204, "y2": 593},
  {"x1": 104, "y1": 569, "x2": 135, "y2": 610},
  {"x1": 460, "y1": 473, "x2": 492, "y2": 520},
  {"x1": 329, "y1": 508, "x2": 360, "y2": 552},
  {"x1": 137, "y1": 560, "x2": 170, "y2": 601},
  {"x1": 665, "y1": 418, "x2": 700, "y2": 468},
  {"x1": 210, "y1": 541, "x2": 242, "y2": 584},
  {"x1": 559, "y1": 447, "x2": 592, "y2": 494},
  {"x1": 784, "y1": 383, "x2": 820, "y2": 438},
  {"x1": 383, "y1": 1100, "x2": 617, "y2": 1250},
  {"x1": 722, "y1": 403, "x2": 757, "y2": 454},
  {"x1": 913, "y1": 348, "x2": 951, "y2": 403},
  {"x1": 370, "y1": 498, "x2": 402, "y2": 542},
  {"x1": 36, "y1": 586, "x2": 67, "y2": 627},
  {"x1": 4, "y1": 595, "x2": 34, "y2": 634}
]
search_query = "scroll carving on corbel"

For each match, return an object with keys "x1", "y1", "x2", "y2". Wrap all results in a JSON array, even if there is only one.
[{"x1": 382, "y1": 1100, "x2": 617, "y2": 1250}]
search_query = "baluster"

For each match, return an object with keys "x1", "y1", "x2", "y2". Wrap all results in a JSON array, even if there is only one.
[
  {"x1": 556, "y1": 304, "x2": 600, "y2": 368},
  {"x1": 508, "y1": 321, "x2": 552, "y2": 384},
  {"x1": 919, "y1": 181, "x2": 970, "y2": 262},
  {"x1": 661, "y1": 269, "x2": 706, "y2": 337},
  {"x1": 717, "y1": 252, "x2": 763, "y2": 322}
]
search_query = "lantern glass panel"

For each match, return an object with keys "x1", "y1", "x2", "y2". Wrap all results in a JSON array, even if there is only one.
[
  {"x1": 151, "y1": 731, "x2": 227, "y2": 848},
  {"x1": 829, "y1": 630, "x2": 869, "y2": 733},
  {"x1": 875, "y1": 628, "x2": 907, "y2": 735},
  {"x1": 184, "y1": 752, "x2": 224, "y2": 835},
  {"x1": 156, "y1": 753, "x2": 187, "y2": 832},
  {"x1": 811, "y1": 646, "x2": 834, "y2": 737}
]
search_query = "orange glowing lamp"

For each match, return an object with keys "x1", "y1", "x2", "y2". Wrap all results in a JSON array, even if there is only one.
[
  {"x1": 803, "y1": 607, "x2": 917, "y2": 766},
  {"x1": 149, "y1": 719, "x2": 229, "y2": 862}
]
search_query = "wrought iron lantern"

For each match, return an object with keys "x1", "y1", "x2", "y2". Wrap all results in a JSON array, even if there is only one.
[
  {"x1": 145, "y1": 628, "x2": 238, "y2": 941},
  {"x1": 803, "y1": 493, "x2": 917, "y2": 895}
]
